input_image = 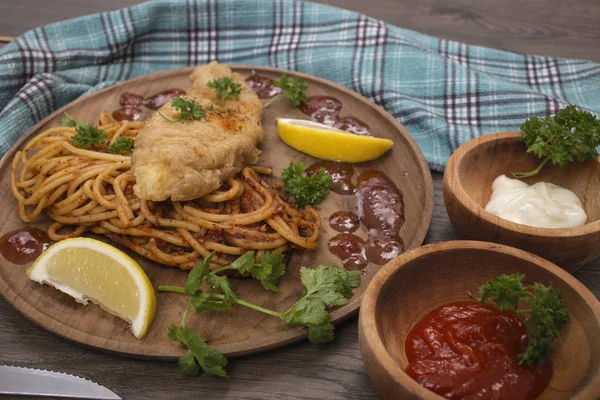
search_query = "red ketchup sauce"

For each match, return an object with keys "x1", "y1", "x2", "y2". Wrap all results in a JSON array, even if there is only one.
[
  {"x1": 405, "y1": 301, "x2": 552, "y2": 400},
  {"x1": 112, "y1": 88, "x2": 186, "y2": 121},
  {"x1": 0, "y1": 228, "x2": 52, "y2": 264}
]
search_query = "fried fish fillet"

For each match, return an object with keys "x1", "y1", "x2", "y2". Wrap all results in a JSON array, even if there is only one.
[{"x1": 131, "y1": 61, "x2": 264, "y2": 201}]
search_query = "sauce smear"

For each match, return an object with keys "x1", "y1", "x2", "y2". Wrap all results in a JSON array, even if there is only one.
[
  {"x1": 326, "y1": 170, "x2": 405, "y2": 269},
  {"x1": 329, "y1": 211, "x2": 360, "y2": 233},
  {"x1": 299, "y1": 96, "x2": 343, "y2": 126},
  {"x1": 0, "y1": 228, "x2": 51, "y2": 264},
  {"x1": 299, "y1": 95, "x2": 372, "y2": 135},
  {"x1": 306, "y1": 161, "x2": 355, "y2": 195},
  {"x1": 356, "y1": 171, "x2": 404, "y2": 264},
  {"x1": 245, "y1": 75, "x2": 282, "y2": 99},
  {"x1": 406, "y1": 301, "x2": 552, "y2": 400},
  {"x1": 113, "y1": 88, "x2": 186, "y2": 121}
]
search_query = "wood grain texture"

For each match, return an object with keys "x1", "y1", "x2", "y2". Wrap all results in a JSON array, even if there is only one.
[
  {"x1": 444, "y1": 132, "x2": 600, "y2": 272},
  {"x1": 359, "y1": 241, "x2": 600, "y2": 400},
  {"x1": 0, "y1": 65, "x2": 432, "y2": 359},
  {"x1": 2, "y1": 0, "x2": 600, "y2": 62},
  {"x1": 1, "y1": 1, "x2": 600, "y2": 399}
]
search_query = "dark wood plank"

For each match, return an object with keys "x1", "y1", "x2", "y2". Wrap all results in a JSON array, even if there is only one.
[
  {"x1": 2, "y1": 0, "x2": 600, "y2": 62},
  {"x1": 1, "y1": 1, "x2": 599, "y2": 399}
]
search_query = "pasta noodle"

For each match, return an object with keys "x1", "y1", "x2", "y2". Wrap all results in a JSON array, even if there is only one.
[{"x1": 10, "y1": 113, "x2": 321, "y2": 271}]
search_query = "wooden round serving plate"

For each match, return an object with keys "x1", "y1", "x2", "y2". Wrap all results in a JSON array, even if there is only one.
[{"x1": 0, "y1": 66, "x2": 433, "y2": 360}]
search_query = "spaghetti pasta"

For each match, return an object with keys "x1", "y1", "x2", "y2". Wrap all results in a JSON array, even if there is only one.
[{"x1": 11, "y1": 113, "x2": 321, "y2": 271}]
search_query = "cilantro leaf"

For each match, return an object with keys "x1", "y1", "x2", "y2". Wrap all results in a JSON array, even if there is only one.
[
  {"x1": 169, "y1": 324, "x2": 228, "y2": 377},
  {"x1": 282, "y1": 264, "x2": 360, "y2": 343},
  {"x1": 226, "y1": 251, "x2": 286, "y2": 292},
  {"x1": 256, "y1": 252, "x2": 286, "y2": 292},
  {"x1": 206, "y1": 77, "x2": 242, "y2": 105},
  {"x1": 282, "y1": 161, "x2": 332, "y2": 208},
  {"x1": 472, "y1": 273, "x2": 570, "y2": 366},
  {"x1": 108, "y1": 137, "x2": 134, "y2": 154},
  {"x1": 71, "y1": 124, "x2": 107, "y2": 149},
  {"x1": 178, "y1": 353, "x2": 201, "y2": 376},
  {"x1": 160, "y1": 96, "x2": 206, "y2": 123},
  {"x1": 513, "y1": 105, "x2": 600, "y2": 177},
  {"x1": 191, "y1": 290, "x2": 233, "y2": 312},
  {"x1": 159, "y1": 257, "x2": 359, "y2": 377},
  {"x1": 227, "y1": 251, "x2": 256, "y2": 274},
  {"x1": 206, "y1": 274, "x2": 238, "y2": 306},
  {"x1": 307, "y1": 322, "x2": 335, "y2": 344},
  {"x1": 185, "y1": 252, "x2": 214, "y2": 295}
]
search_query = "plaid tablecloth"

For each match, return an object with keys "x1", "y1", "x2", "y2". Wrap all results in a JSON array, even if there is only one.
[{"x1": 1, "y1": 0, "x2": 599, "y2": 171}]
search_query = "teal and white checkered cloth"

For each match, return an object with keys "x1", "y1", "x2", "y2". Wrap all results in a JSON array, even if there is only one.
[{"x1": 1, "y1": 0, "x2": 599, "y2": 170}]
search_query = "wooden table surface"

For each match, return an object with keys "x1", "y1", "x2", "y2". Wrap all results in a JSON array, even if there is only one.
[{"x1": 1, "y1": 1, "x2": 599, "y2": 399}]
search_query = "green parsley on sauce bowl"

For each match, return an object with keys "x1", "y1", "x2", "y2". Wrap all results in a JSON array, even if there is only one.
[
  {"x1": 443, "y1": 131, "x2": 600, "y2": 273},
  {"x1": 358, "y1": 241, "x2": 600, "y2": 400}
]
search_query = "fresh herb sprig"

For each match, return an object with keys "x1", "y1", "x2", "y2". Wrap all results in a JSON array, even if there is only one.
[
  {"x1": 59, "y1": 112, "x2": 107, "y2": 149},
  {"x1": 159, "y1": 251, "x2": 360, "y2": 377},
  {"x1": 263, "y1": 75, "x2": 308, "y2": 108},
  {"x1": 512, "y1": 105, "x2": 600, "y2": 177},
  {"x1": 207, "y1": 77, "x2": 242, "y2": 105},
  {"x1": 282, "y1": 161, "x2": 332, "y2": 208},
  {"x1": 159, "y1": 96, "x2": 206, "y2": 123},
  {"x1": 470, "y1": 273, "x2": 569, "y2": 365},
  {"x1": 108, "y1": 137, "x2": 134, "y2": 154},
  {"x1": 71, "y1": 124, "x2": 107, "y2": 149},
  {"x1": 59, "y1": 112, "x2": 85, "y2": 128}
]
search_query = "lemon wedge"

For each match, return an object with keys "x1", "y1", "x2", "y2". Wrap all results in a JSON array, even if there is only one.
[
  {"x1": 27, "y1": 237, "x2": 156, "y2": 339},
  {"x1": 277, "y1": 118, "x2": 394, "y2": 162}
]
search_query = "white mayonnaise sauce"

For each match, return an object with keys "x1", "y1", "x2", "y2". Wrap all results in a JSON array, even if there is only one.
[{"x1": 484, "y1": 175, "x2": 587, "y2": 228}]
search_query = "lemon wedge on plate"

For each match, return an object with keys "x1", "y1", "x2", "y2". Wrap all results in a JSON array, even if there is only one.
[
  {"x1": 27, "y1": 237, "x2": 156, "y2": 339},
  {"x1": 277, "y1": 118, "x2": 394, "y2": 162}
]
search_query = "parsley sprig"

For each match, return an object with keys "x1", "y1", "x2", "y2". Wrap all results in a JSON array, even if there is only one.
[
  {"x1": 159, "y1": 96, "x2": 206, "y2": 123},
  {"x1": 513, "y1": 105, "x2": 600, "y2": 177},
  {"x1": 282, "y1": 161, "x2": 333, "y2": 208},
  {"x1": 470, "y1": 273, "x2": 569, "y2": 365},
  {"x1": 108, "y1": 137, "x2": 134, "y2": 154},
  {"x1": 71, "y1": 124, "x2": 106, "y2": 149},
  {"x1": 60, "y1": 112, "x2": 107, "y2": 149},
  {"x1": 159, "y1": 251, "x2": 360, "y2": 377},
  {"x1": 207, "y1": 77, "x2": 242, "y2": 105},
  {"x1": 263, "y1": 75, "x2": 308, "y2": 108}
]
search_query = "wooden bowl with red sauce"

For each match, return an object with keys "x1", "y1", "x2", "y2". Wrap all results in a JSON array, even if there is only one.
[
  {"x1": 358, "y1": 241, "x2": 600, "y2": 400},
  {"x1": 443, "y1": 131, "x2": 600, "y2": 273}
]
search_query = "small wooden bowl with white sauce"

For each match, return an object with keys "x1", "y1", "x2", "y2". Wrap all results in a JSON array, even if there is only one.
[{"x1": 443, "y1": 131, "x2": 600, "y2": 273}]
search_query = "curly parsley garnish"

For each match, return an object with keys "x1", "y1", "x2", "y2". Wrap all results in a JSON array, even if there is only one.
[
  {"x1": 207, "y1": 77, "x2": 242, "y2": 105},
  {"x1": 108, "y1": 137, "x2": 134, "y2": 154},
  {"x1": 470, "y1": 273, "x2": 569, "y2": 366},
  {"x1": 159, "y1": 96, "x2": 206, "y2": 123},
  {"x1": 513, "y1": 105, "x2": 600, "y2": 177},
  {"x1": 71, "y1": 124, "x2": 107, "y2": 149},
  {"x1": 159, "y1": 252, "x2": 360, "y2": 377},
  {"x1": 263, "y1": 75, "x2": 308, "y2": 109},
  {"x1": 282, "y1": 161, "x2": 332, "y2": 208}
]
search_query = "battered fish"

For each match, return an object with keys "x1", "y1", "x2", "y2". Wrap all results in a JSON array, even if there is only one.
[{"x1": 131, "y1": 61, "x2": 264, "y2": 201}]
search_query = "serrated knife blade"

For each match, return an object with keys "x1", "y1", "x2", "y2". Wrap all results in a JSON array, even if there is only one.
[{"x1": 0, "y1": 365, "x2": 121, "y2": 399}]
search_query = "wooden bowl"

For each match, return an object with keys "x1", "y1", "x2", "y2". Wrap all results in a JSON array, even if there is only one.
[
  {"x1": 443, "y1": 131, "x2": 600, "y2": 273},
  {"x1": 358, "y1": 241, "x2": 600, "y2": 400}
]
